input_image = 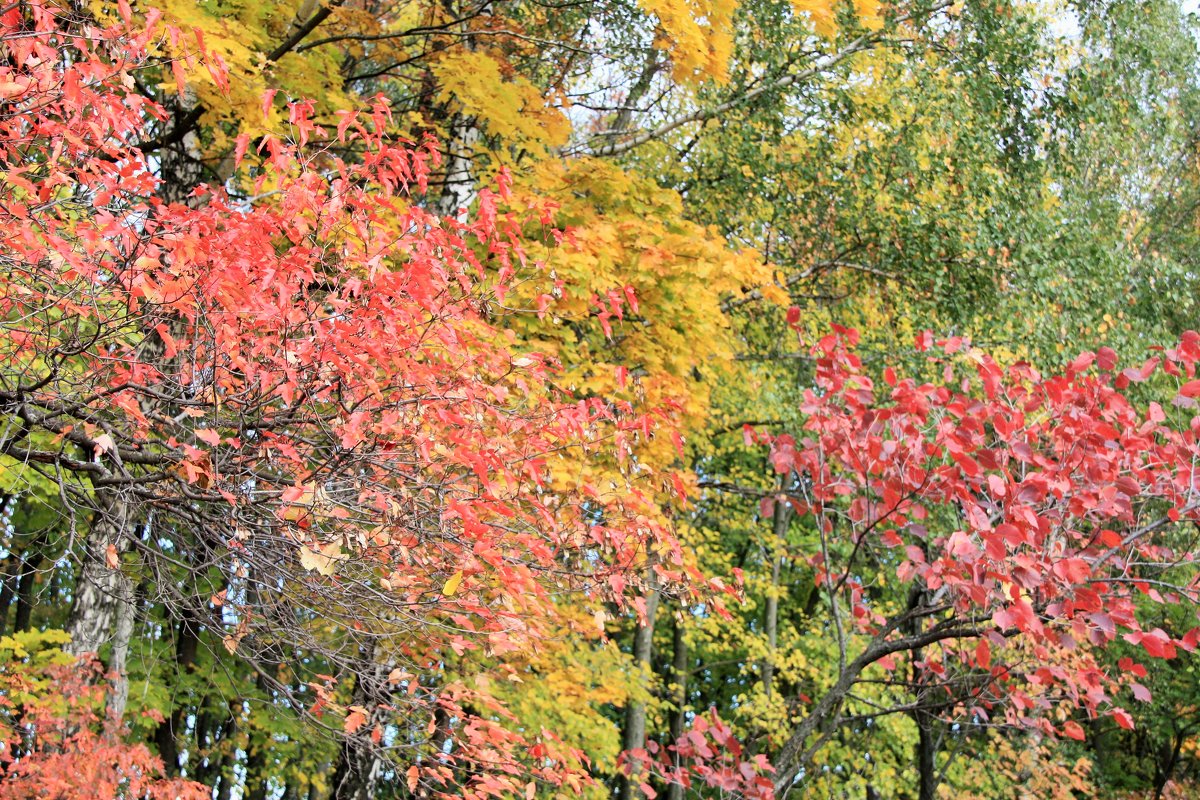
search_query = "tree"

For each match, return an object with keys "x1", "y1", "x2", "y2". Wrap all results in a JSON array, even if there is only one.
[
  {"x1": 0, "y1": 5, "x2": 743, "y2": 797},
  {"x1": 757, "y1": 325, "x2": 1200, "y2": 797},
  {"x1": 7, "y1": 1, "x2": 1200, "y2": 798}
]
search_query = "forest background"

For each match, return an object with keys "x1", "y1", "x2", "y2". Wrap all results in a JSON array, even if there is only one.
[{"x1": 3, "y1": 0, "x2": 1200, "y2": 799}]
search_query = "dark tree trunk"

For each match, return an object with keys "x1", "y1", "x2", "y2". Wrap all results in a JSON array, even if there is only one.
[
  {"x1": 213, "y1": 708, "x2": 242, "y2": 800},
  {"x1": 13, "y1": 546, "x2": 45, "y2": 633},
  {"x1": 907, "y1": 582, "x2": 939, "y2": 800},
  {"x1": 153, "y1": 606, "x2": 202, "y2": 774},
  {"x1": 619, "y1": 567, "x2": 660, "y2": 800},
  {"x1": 666, "y1": 610, "x2": 689, "y2": 800},
  {"x1": 0, "y1": 553, "x2": 19, "y2": 635},
  {"x1": 1153, "y1": 727, "x2": 1187, "y2": 800},
  {"x1": 915, "y1": 709, "x2": 938, "y2": 800}
]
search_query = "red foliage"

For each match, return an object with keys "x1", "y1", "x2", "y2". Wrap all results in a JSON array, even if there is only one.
[
  {"x1": 0, "y1": 4, "x2": 722, "y2": 797},
  {"x1": 0, "y1": 659, "x2": 206, "y2": 800},
  {"x1": 765, "y1": 325, "x2": 1200, "y2": 734},
  {"x1": 621, "y1": 710, "x2": 775, "y2": 799}
]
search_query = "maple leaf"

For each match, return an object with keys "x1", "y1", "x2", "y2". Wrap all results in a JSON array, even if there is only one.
[
  {"x1": 298, "y1": 542, "x2": 347, "y2": 576},
  {"x1": 344, "y1": 706, "x2": 369, "y2": 734}
]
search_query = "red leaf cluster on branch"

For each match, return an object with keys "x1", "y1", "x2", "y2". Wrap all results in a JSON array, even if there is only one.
[{"x1": 766, "y1": 324, "x2": 1200, "y2": 757}]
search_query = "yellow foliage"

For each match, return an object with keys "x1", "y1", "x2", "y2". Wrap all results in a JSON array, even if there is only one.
[
  {"x1": 432, "y1": 51, "x2": 570, "y2": 149},
  {"x1": 509, "y1": 159, "x2": 778, "y2": 470},
  {"x1": 486, "y1": 607, "x2": 635, "y2": 791},
  {"x1": 792, "y1": 0, "x2": 884, "y2": 38},
  {"x1": 638, "y1": 0, "x2": 738, "y2": 82},
  {"x1": 946, "y1": 731, "x2": 1095, "y2": 799}
]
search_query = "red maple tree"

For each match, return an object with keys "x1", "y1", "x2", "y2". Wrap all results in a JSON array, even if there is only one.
[{"x1": 759, "y1": 324, "x2": 1200, "y2": 794}]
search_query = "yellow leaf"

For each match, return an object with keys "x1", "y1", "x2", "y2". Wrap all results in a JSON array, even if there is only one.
[
  {"x1": 299, "y1": 541, "x2": 347, "y2": 576},
  {"x1": 432, "y1": 52, "x2": 569, "y2": 148},
  {"x1": 638, "y1": 0, "x2": 737, "y2": 82},
  {"x1": 442, "y1": 570, "x2": 464, "y2": 596},
  {"x1": 792, "y1": 0, "x2": 838, "y2": 36}
]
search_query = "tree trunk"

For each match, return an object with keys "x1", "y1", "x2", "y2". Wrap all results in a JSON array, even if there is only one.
[
  {"x1": 435, "y1": 113, "x2": 480, "y2": 219},
  {"x1": 0, "y1": 552, "x2": 18, "y2": 635},
  {"x1": 1152, "y1": 727, "x2": 1187, "y2": 800},
  {"x1": 619, "y1": 568, "x2": 660, "y2": 800},
  {"x1": 915, "y1": 709, "x2": 938, "y2": 800},
  {"x1": 665, "y1": 610, "x2": 688, "y2": 800},
  {"x1": 907, "y1": 582, "x2": 938, "y2": 800},
  {"x1": 762, "y1": 483, "x2": 791, "y2": 698},
  {"x1": 64, "y1": 489, "x2": 136, "y2": 720},
  {"x1": 106, "y1": 573, "x2": 136, "y2": 721},
  {"x1": 13, "y1": 545, "x2": 46, "y2": 633},
  {"x1": 156, "y1": 86, "x2": 209, "y2": 207},
  {"x1": 213, "y1": 706, "x2": 242, "y2": 800},
  {"x1": 154, "y1": 606, "x2": 202, "y2": 774},
  {"x1": 432, "y1": 0, "x2": 493, "y2": 219},
  {"x1": 609, "y1": 49, "x2": 661, "y2": 137},
  {"x1": 330, "y1": 644, "x2": 386, "y2": 800}
]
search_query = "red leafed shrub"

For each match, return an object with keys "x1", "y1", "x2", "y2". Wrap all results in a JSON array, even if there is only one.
[{"x1": 0, "y1": 631, "x2": 206, "y2": 800}]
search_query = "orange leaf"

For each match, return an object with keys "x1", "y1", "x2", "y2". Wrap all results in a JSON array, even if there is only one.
[
  {"x1": 406, "y1": 765, "x2": 420, "y2": 793},
  {"x1": 344, "y1": 706, "x2": 369, "y2": 734},
  {"x1": 195, "y1": 429, "x2": 221, "y2": 446}
]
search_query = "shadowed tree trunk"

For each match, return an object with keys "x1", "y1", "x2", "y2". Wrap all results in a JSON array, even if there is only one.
[
  {"x1": 13, "y1": 544, "x2": 45, "y2": 633},
  {"x1": 1153, "y1": 725, "x2": 1190, "y2": 800},
  {"x1": 619, "y1": 565, "x2": 661, "y2": 800},
  {"x1": 154, "y1": 602, "x2": 202, "y2": 775},
  {"x1": 0, "y1": 557, "x2": 15, "y2": 636},
  {"x1": 330, "y1": 643, "x2": 387, "y2": 800},
  {"x1": 666, "y1": 609, "x2": 689, "y2": 800}
]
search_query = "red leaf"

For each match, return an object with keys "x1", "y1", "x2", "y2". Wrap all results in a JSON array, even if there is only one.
[
  {"x1": 1062, "y1": 721, "x2": 1086, "y2": 741},
  {"x1": 975, "y1": 638, "x2": 991, "y2": 670},
  {"x1": 195, "y1": 429, "x2": 221, "y2": 446}
]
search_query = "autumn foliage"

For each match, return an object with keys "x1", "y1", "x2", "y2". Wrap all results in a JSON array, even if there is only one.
[
  {"x1": 0, "y1": 631, "x2": 207, "y2": 800},
  {"x1": 757, "y1": 325, "x2": 1200, "y2": 790},
  {"x1": 0, "y1": 5, "x2": 712, "y2": 798},
  {"x1": 2, "y1": 0, "x2": 1200, "y2": 799}
]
